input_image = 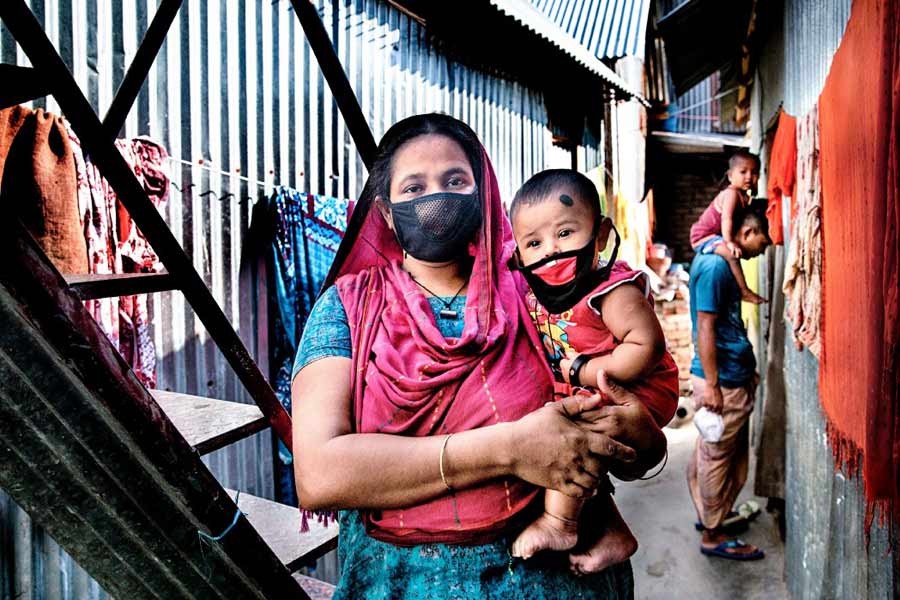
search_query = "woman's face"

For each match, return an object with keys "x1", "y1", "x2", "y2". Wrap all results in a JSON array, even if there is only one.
[{"x1": 386, "y1": 134, "x2": 476, "y2": 205}]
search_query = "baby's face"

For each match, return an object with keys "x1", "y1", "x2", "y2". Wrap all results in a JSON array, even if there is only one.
[
  {"x1": 727, "y1": 157, "x2": 760, "y2": 192},
  {"x1": 512, "y1": 190, "x2": 596, "y2": 267}
]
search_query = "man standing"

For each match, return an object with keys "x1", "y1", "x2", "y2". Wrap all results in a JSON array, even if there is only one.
[{"x1": 687, "y1": 207, "x2": 770, "y2": 560}]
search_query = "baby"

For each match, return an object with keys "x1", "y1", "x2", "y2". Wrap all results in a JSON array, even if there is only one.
[
  {"x1": 690, "y1": 150, "x2": 766, "y2": 304},
  {"x1": 510, "y1": 169, "x2": 678, "y2": 572}
]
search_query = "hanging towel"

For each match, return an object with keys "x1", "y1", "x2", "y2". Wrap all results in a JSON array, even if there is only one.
[
  {"x1": 783, "y1": 105, "x2": 822, "y2": 359},
  {"x1": 69, "y1": 126, "x2": 122, "y2": 352},
  {"x1": 114, "y1": 138, "x2": 169, "y2": 388}
]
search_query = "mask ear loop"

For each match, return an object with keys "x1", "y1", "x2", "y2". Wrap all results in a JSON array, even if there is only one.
[{"x1": 597, "y1": 226, "x2": 621, "y2": 271}]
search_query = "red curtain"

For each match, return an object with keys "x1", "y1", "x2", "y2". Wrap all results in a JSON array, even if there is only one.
[{"x1": 819, "y1": 0, "x2": 899, "y2": 513}]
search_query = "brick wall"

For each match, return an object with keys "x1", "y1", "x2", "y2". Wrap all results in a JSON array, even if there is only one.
[
  {"x1": 650, "y1": 151, "x2": 729, "y2": 263},
  {"x1": 655, "y1": 288, "x2": 693, "y2": 397}
]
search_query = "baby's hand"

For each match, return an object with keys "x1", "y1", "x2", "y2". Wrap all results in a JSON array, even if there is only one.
[
  {"x1": 726, "y1": 241, "x2": 742, "y2": 259},
  {"x1": 560, "y1": 354, "x2": 574, "y2": 384},
  {"x1": 560, "y1": 351, "x2": 594, "y2": 387}
]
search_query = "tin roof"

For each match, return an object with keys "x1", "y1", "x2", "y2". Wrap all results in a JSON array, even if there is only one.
[
  {"x1": 529, "y1": 0, "x2": 652, "y2": 60},
  {"x1": 487, "y1": 0, "x2": 647, "y2": 103}
]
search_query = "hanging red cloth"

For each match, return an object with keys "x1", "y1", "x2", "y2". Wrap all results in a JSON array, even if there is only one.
[
  {"x1": 765, "y1": 111, "x2": 797, "y2": 246},
  {"x1": 818, "y1": 0, "x2": 899, "y2": 516}
]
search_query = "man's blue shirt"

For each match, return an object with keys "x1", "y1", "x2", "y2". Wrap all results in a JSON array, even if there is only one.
[{"x1": 689, "y1": 254, "x2": 756, "y2": 387}]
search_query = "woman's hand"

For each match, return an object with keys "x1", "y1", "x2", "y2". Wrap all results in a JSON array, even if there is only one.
[
  {"x1": 509, "y1": 394, "x2": 637, "y2": 498},
  {"x1": 575, "y1": 371, "x2": 667, "y2": 481}
]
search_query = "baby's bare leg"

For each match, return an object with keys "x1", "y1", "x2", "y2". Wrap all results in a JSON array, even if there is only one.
[
  {"x1": 569, "y1": 494, "x2": 638, "y2": 574},
  {"x1": 511, "y1": 490, "x2": 584, "y2": 559},
  {"x1": 713, "y1": 245, "x2": 766, "y2": 304}
]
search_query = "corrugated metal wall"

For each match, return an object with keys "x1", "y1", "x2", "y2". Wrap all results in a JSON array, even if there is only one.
[
  {"x1": 0, "y1": 1, "x2": 604, "y2": 598},
  {"x1": 670, "y1": 71, "x2": 744, "y2": 134},
  {"x1": 783, "y1": 0, "x2": 852, "y2": 117},
  {"x1": 752, "y1": 0, "x2": 896, "y2": 598}
]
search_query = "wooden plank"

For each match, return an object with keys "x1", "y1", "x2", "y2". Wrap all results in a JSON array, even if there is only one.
[
  {"x1": 150, "y1": 390, "x2": 268, "y2": 455},
  {"x1": 64, "y1": 272, "x2": 176, "y2": 300},
  {"x1": 293, "y1": 574, "x2": 335, "y2": 600},
  {"x1": 229, "y1": 490, "x2": 339, "y2": 573}
]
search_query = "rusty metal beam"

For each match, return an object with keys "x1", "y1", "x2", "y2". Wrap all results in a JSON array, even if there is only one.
[
  {"x1": 288, "y1": 0, "x2": 381, "y2": 292},
  {"x1": 0, "y1": 1, "x2": 294, "y2": 454},
  {"x1": 0, "y1": 64, "x2": 51, "y2": 109},
  {"x1": 102, "y1": 0, "x2": 183, "y2": 138},
  {"x1": 288, "y1": 0, "x2": 377, "y2": 169}
]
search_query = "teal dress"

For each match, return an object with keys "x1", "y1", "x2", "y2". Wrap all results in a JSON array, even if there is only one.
[{"x1": 293, "y1": 286, "x2": 634, "y2": 599}]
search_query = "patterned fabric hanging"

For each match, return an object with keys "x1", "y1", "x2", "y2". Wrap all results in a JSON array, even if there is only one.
[
  {"x1": 782, "y1": 105, "x2": 822, "y2": 358},
  {"x1": 68, "y1": 128, "x2": 169, "y2": 388},
  {"x1": 269, "y1": 187, "x2": 350, "y2": 505}
]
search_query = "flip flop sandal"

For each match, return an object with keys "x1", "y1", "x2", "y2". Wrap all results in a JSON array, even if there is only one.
[{"x1": 700, "y1": 539, "x2": 765, "y2": 561}]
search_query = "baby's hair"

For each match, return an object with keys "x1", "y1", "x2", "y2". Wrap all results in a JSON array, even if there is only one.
[
  {"x1": 510, "y1": 169, "x2": 601, "y2": 223},
  {"x1": 718, "y1": 149, "x2": 760, "y2": 189},
  {"x1": 728, "y1": 149, "x2": 761, "y2": 170}
]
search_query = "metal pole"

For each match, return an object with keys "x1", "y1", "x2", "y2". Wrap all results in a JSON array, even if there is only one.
[
  {"x1": 102, "y1": 0, "x2": 184, "y2": 138},
  {"x1": 288, "y1": 0, "x2": 378, "y2": 169}
]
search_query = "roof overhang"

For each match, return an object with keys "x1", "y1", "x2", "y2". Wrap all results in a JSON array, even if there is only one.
[
  {"x1": 486, "y1": 0, "x2": 647, "y2": 104},
  {"x1": 657, "y1": 0, "x2": 754, "y2": 97},
  {"x1": 650, "y1": 130, "x2": 750, "y2": 153},
  {"x1": 390, "y1": 0, "x2": 647, "y2": 105}
]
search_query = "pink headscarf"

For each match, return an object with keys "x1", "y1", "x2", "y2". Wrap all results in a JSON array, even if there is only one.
[{"x1": 329, "y1": 128, "x2": 553, "y2": 545}]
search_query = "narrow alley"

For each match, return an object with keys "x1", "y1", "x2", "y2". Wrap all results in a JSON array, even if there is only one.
[{"x1": 620, "y1": 425, "x2": 787, "y2": 599}]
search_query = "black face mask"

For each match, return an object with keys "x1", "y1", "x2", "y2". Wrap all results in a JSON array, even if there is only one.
[
  {"x1": 388, "y1": 189, "x2": 482, "y2": 262},
  {"x1": 518, "y1": 227, "x2": 620, "y2": 314}
]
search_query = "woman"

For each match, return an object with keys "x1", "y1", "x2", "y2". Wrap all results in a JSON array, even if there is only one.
[{"x1": 291, "y1": 114, "x2": 666, "y2": 597}]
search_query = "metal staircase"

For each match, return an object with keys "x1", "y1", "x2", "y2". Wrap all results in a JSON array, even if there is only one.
[{"x1": 0, "y1": 0, "x2": 378, "y2": 597}]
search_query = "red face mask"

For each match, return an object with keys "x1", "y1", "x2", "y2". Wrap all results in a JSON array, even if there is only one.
[
  {"x1": 529, "y1": 254, "x2": 579, "y2": 286},
  {"x1": 518, "y1": 227, "x2": 620, "y2": 314}
]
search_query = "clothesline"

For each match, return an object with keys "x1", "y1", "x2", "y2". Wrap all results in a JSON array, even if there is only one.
[
  {"x1": 164, "y1": 156, "x2": 350, "y2": 206},
  {"x1": 164, "y1": 157, "x2": 353, "y2": 210},
  {"x1": 165, "y1": 156, "x2": 278, "y2": 190}
]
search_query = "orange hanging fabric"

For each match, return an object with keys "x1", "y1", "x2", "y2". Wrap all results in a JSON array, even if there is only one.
[
  {"x1": 818, "y1": 0, "x2": 899, "y2": 514},
  {"x1": 765, "y1": 111, "x2": 796, "y2": 246}
]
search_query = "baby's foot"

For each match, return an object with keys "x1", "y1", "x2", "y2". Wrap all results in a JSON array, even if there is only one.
[
  {"x1": 741, "y1": 289, "x2": 767, "y2": 304},
  {"x1": 568, "y1": 517, "x2": 638, "y2": 574},
  {"x1": 511, "y1": 512, "x2": 579, "y2": 560}
]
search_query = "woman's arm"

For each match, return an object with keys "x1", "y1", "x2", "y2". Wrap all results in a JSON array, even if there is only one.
[
  {"x1": 292, "y1": 358, "x2": 637, "y2": 511},
  {"x1": 561, "y1": 284, "x2": 666, "y2": 386}
]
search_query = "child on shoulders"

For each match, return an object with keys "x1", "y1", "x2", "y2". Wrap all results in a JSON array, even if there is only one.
[{"x1": 690, "y1": 150, "x2": 766, "y2": 304}]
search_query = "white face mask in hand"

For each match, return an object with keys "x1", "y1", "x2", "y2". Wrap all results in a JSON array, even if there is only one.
[{"x1": 694, "y1": 407, "x2": 725, "y2": 443}]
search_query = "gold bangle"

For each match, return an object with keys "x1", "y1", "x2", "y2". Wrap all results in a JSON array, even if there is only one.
[{"x1": 439, "y1": 433, "x2": 454, "y2": 492}]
